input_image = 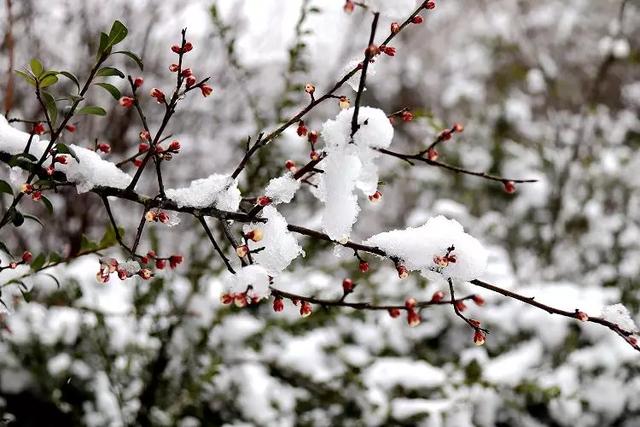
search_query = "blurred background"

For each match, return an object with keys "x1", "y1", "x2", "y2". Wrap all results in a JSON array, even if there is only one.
[{"x1": 1, "y1": 0, "x2": 640, "y2": 425}]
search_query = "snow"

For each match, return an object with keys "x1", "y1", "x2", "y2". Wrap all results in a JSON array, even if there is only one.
[
  {"x1": 318, "y1": 107, "x2": 394, "y2": 240},
  {"x1": 165, "y1": 173, "x2": 241, "y2": 211},
  {"x1": 600, "y1": 303, "x2": 638, "y2": 332},
  {"x1": 224, "y1": 264, "x2": 270, "y2": 297},
  {"x1": 264, "y1": 173, "x2": 300, "y2": 204},
  {"x1": 364, "y1": 358, "x2": 447, "y2": 390},
  {"x1": 243, "y1": 206, "x2": 304, "y2": 275},
  {"x1": 364, "y1": 215, "x2": 488, "y2": 282},
  {"x1": 56, "y1": 145, "x2": 133, "y2": 193},
  {"x1": 0, "y1": 115, "x2": 132, "y2": 193}
]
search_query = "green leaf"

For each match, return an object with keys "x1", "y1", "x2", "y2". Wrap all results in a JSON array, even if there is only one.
[
  {"x1": 11, "y1": 209, "x2": 24, "y2": 227},
  {"x1": 31, "y1": 253, "x2": 47, "y2": 271},
  {"x1": 41, "y1": 195, "x2": 54, "y2": 215},
  {"x1": 39, "y1": 74, "x2": 59, "y2": 89},
  {"x1": 48, "y1": 252, "x2": 62, "y2": 264},
  {"x1": 41, "y1": 91, "x2": 58, "y2": 126},
  {"x1": 113, "y1": 50, "x2": 143, "y2": 70},
  {"x1": 20, "y1": 289, "x2": 32, "y2": 303},
  {"x1": 56, "y1": 143, "x2": 80, "y2": 163},
  {"x1": 11, "y1": 152, "x2": 38, "y2": 163},
  {"x1": 107, "y1": 20, "x2": 128, "y2": 48},
  {"x1": 24, "y1": 214, "x2": 44, "y2": 227},
  {"x1": 60, "y1": 71, "x2": 80, "y2": 92},
  {"x1": 30, "y1": 59, "x2": 44, "y2": 77},
  {"x1": 0, "y1": 180, "x2": 13, "y2": 196},
  {"x1": 15, "y1": 70, "x2": 36, "y2": 87},
  {"x1": 97, "y1": 32, "x2": 112, "y2": 59},
  {"x1": 77, "y1": 106, "x2": 107, "y2": 116},
  {"x1": 99, "y1": 225, "x2": 124, "y2": 248},
  {"x1": 95, "y1": 82, "x2": 121, "y2": 100},
  {"x1": 96, "y1": 66, "x2": 124, "y2": 78},
  {"x1": 80, "y1": 234, "x2": 99, "y2": 252}
]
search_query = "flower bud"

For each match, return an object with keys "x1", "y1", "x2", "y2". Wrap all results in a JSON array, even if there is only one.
[
  {"x1": 169, "y1": 140, "x2": 181, "y2": 151},
  {"x1": 388, "y1": 308, "x2": 401, "y2": 318},
  {"x1": 97, "y1": 143, "x2": 111, "y2": 154},
  {"x1": 397, "y1": 264, "x2": 409, "y2": 279},
  {"x1": 285, "y1": 160, "x2": 296, "y2": 172},
  {"x1": 391, "y1": 22, "x2": 401, "y2": 34},
  {"x1": 431, "y1": 291, "x2": 445, "y2": 303},
  {"x1": 405, "y1": 297, "x2": 417, "y2": 309},
  {"x1": 183, "y1": 42, "x2": 193, "y2": 52},
  {"x1": 407, "y1": 309, "x2": 421, "y2": 327},
  {"x1": 31, "y1": 191, "x2": 42, "y2": 201},
  {"x1": 473, "y1": 330, "x2": 486, "y2": 346},
  {"x1": 426, "y1": 147, "x2": 438, "y2": 161},
  {"x1": 472, "y1": 295, "x2": 485, "y2": 306},
  {"x1": 186, "y1": 76, "x2": 197, "y2": 88},
  {"x1": 21, "y1": 251, "x2": 33, "y2": 263},
  {"x1": 119, "y1": 96, "x2": 135, "y2": 108},
  {"x1": 65, "y1": 124, "x2": 77, "y2": 133},
  {"x1": 169, "y1": 255, "x2": 183, "y2": 269},
  {"x1": 181, "y1": 68, "x2": 193, "y2": 77},
  {"x1": 169, "y1": 63, "x2": 179, "y2": 72},
  {"x1": 139, "y1": 130, "x2": 151, "y2": 141},
  {"x1": 310, "y1": 150, "x2": 320, "y2": 161},
  {"x1": 33, "y1": 122, "x2": 46, "y2": 135},
  {"x1": 273, "y1": 297, "x2": 284, "y2": 312},
  {"x1": 576, "y1": 310, "x2": 589, "y2": 322},
  {"x1": 453, "y1": 122, "x2": 464, "y2": 133},
  {"x1": 297, "y1": 121, "x2": 308, "y2": 137},
  {"x1": 339, "y1": 96, "x2": 350, "y2": 110},
  {"x1": 246, "y1": 228, "x2": 264, "y2": 242},
  {"x1": 139, "y1": 269, "x2": 152, "y2": 280},
  {"x1": 171, "y1": 44, "x2": 182, "y2": 53},
  {"x1": 257, "y1": 196, "x2": 272, "y2": 207},
  {"x1": 411, "y1": 15, "x2": 424, "y2": 24},
  {"x1": 236, "y1": 245, "x2": 249, "y2": 258},
  {"x1": 150, "y1": 88, "x2": 166, "y2": 104},
  {"x1": 134, "y1": 77, "x2": 144, "y2": 88},
  {"x1": 424, "y1": 1, "x2": 436, "y2": 10},
  {"x1": 342, "y1": 278, "x2": 354, "y2": 293},
  {"x1": 368, "y1": 190, "x2": 382, "y2": 203},
  {"x1": 455, "y1": 301, "x2": 467, "y2": 312},
  {"x1": 304, "y1": 83, "x2": 315, "y2": 94},
  {"x1": 401, "y1": 111, "x2": 414, "y2": 122},
  {"x1": 220, "y1": 293, "x2": 234, "y2": 304},
  {"x1": 300, "y1": 301, "x2": 312, "y2": 317},
  {"x1": 308, "y1": 131, "x2": 319, "y2": 144},
  {"x1": 343, "y1": 0, "x2": 355, "y2": 13},
  {"x1": 359, "y1": 260, "x2": 369, "y2": 273},
  {"x1": 155, "y1": 259, "x2": 166, "y2": 269},
  {"x1": 200, "y1": 84, "x2": 213, "y2": 97},
  {"x1": 503, "y1": 181, "x2": 516, "y2": 194}
]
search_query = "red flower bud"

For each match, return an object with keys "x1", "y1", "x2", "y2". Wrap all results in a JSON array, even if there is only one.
[
  {"x1": 181, "y1": 68, "x2": 193, "y2": 77},
  {"x1": 397, "y1": 264, "x2": 409, "y2": 279},
  {"x1": 342, "y1": 278, "x2": 354, "y2": 293},
  {"x1": 236, "y1": 245, "x2": 249, "y2": 258},
  {"x1": 97, "y1": 143, "x2": 111, "y2": 154},
  {"x1": 308, "y1": 131, "x2": 318, "y2": 144},
  {"x1": 183, "y1": 42, "x2": 193, "y2": 52},
  {"x1": 171, "y1": 44, "x2": 182, "y2": 53},
  {"x1": 157, "y1": 212, "x2": 170, "y2": 223},
  {"x1": 33, "y1": 122, "x2": 46, "y2": 135},
  {"x1": 119, "y1": 96, "x2": 135, "y2": 108},
  {"x1": 310, "y1": 150, "x2": 320, "y2": 161},
  {"x1": 368, "y1": 190, "x2": 382, "y2": 203},
  {"x1": 21, "y1": 251, "x2": 33, "y2": 263},
  {"x1": 169, "y1": 140, "x2": 181, "y2": 151},
  {"x1": 169, "y1": 255, "x2": 183, "y2": 269},
  {"x1": 424, "y1": 1, "x2": 436, "y2": 10},
  {"x1": 473, "y1": 330, "x2": 486, "y2": 346},
  {"x1": 246, "y1": 228, "x2": 264, "y2": 242},
  {"x1": 576, "y1": 310, "x2": 589, "y2": 322},
  {"x1": 150, "y1": 88, "x2": 166, "y2": 104},
  {"x1": 343, "y1": 0, "x2": 355, "y2": 13},
  {"x1": 453, "y1": 122, "x2": 464, "y2": 133},
  {"x1": 472, "y1": 295, "x2": 485, "y2": 306},
  {"x1": 139, "y1": 143, "x2": 150, "y2": 153},
  {"x1": 503, "y1": 181, "x2": 516, "y2": 194},
  {"x1": 220, "y1": 293, "x2": 234, "y2": 305},
  {"x1": 300, "y1": 301, "x2": 312, "y2": 317},
  {"x1": 407, "y1": 309, "x2": 421, "y2": 327},
  {"x1": 411, "y1": 15, "x2": 424, "y2": 24},
  {"x1": 139, "y1": 130, "x2": 151, "y2": 141},
  {"x1": 9, "y1": 262, "x2": 17, "y2": 269},
  {"x1": 359, "y1": 260, "x2": 369, "y2": 273},
  {"x1": 31, "y1": 191, "x2": 42, "y2": 201},
  {"x1": 200, "y1": 84, "x2": 213, "y2": 97},
  {"x1": 257, "y1": 196, "x2": 272, "y2": 207},
  {"x1": 134, "y1": 77, "x2": 144, "y2": 88},
  {"x1": 297, "y1": 121, "x2": 308, "y2": 137},
  {"x1": 455, "y1": 301, "x2": 467, "y2": 312},
  {"x1": 55, "y1": 155, "x2": 68, "y2": 164},
  {"x1": 169, "y1": 63, "x2": 179, "y2": 72},
  {"x1": 431, "y1": 290, "x2": 445, "y2": 303},
  {"x1": 155, "y1": 259, "x2": 166, "y2": 269},
  {"x1": 285, "y1": 160, "x2": 296, "y2": 172},
  {"x1": 405, "y1": 297, "x2": 417, "y2": 309},
  {"x1": 427, "y1": 147, "x2": 438, "y2": 161},
  {"x1": 401, "y1": 111, "x2": 414, "y2": 122},
  {"x1": 391, "y1": 22, "x2": 400, "y2": 34},
  {"x1": 65, "y1": 124, "x2": 77, "y2": 133},
  {"x1": 388, "y1": 308, "x2": 401, "y2": 318},
  {"x1": 186, "y1": 76, "x2": 197, "y2": 88},
  {"x1": 272, "y1": 297, "x2": 285, "y2": 313},
  {"x1": 133, "y1": 159, "x2": 143, "y2": 167},
  {"x1": 381, "y1": 45, "x2": 396, "y2": 56}
]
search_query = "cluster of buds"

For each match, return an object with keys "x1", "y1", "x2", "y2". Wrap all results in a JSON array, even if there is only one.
[
  {"x1": 32, "y1": 122, "x2": 46, "y2": 135},
  {"x1": 171, "y1": 41, "x2": 193, "y2": 54},
  {"x1": 438, "y1": 122, "x2": 464, "y2": 141},
  {"x1": 145, "y1": 209, "x2": 172, "y2": 224},
  {"x1": 139, "y1": 251, "x2": 183, "y2": 270},
  {"x1": 368, "y1": 190, "x2": 382, "y2": 203},
  {"x1": 150, "y1": 88, "x2": 166, "y2": 104},
  {"x1": 0, "y1": 251, "x2": 33, "y2": 271},
  {"x1": 20, "y1": 183, "x2": 42, "y2": 201},
  {"x1": 220, "y1": 291, "x2": 260, "y2": 308},
  {"x1": 503, "y1": 180, "x2": 516, "y2": 194},
  {"x1": 404, "y1": 297, "x2": 421, "y2": 326},
  {"x1": 96, "y1": 257, "x2": 152, "y2": 283},
  {"x1": 155, "y1": 140, "x2": 181, "y2": 161},
  {"x1": 432, "y1": 245, "x2": 457, "y2": 270}
]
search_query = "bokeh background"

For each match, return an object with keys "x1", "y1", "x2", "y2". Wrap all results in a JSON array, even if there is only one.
[{"x1": 1, "y1": 0, "x2": 640, "y2": 425}]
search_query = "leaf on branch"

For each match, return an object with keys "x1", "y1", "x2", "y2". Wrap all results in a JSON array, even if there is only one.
[
  {"x1": 30, "y1": 253, "x2": 47, "y2": 271},
  {"x1": 15, "y1": 70, "x2": 37, "y2": 87},
  {"x1": 96, "y1": 67, "x2": 125, "y2": 78},
  {"x1": 95, "y1": 82, "x2": 122, "y2": 100},
  {"x1": 41, "y1": 195, "x2": 54, "y2": 215},
  {"x1": 106, "y1": 20, "x2": 128, "y2": 48},
  {"x1": 39, "y1": 74, "x2": 59, "y2": 89},
  {"x1": 24, "y1": 214, "x2": 44, "y2": 228},
  {"x1": 60, "y1": 71, "x2": 81, "y2": 92},
  {"x1": 41, "y1": 91, "x2": 58, "y2": 126},
  {"x1": 30, "y1": 59, "x2": 44, "y2": 78},
  {"x1": 0, "y1": 180, "x2": 14, "y2": 196},
  {"x1": 77, "y1": 106, "x2": 107, "y2": 116},
  {"x1": 113, "y1": 51, "x2": 143, "y2": 71}
]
